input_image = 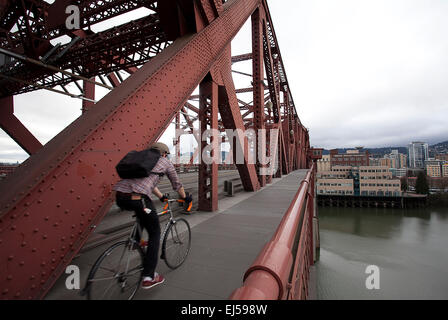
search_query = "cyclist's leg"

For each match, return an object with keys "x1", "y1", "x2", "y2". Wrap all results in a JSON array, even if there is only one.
[
  {"x1": 136, "y1": 197, "x2": 160, "y2": 278},
  {"x1": 115, "y1": 194, "x2": 143, "y2": 243}
]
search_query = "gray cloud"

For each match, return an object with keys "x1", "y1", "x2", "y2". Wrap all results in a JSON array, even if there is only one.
[{"x1": 1, "y1": 0, "x2": 447, "y2": 162}]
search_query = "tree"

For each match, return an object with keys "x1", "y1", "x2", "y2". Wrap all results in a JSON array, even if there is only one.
[
  {"x1": 400, "y1": 176, "x2": 408, "y2": 192},
  {"x1": 415, "y1": 171, "x2": 429, "y2": 195}
]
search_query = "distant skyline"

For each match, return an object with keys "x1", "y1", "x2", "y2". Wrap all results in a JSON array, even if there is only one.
[{"x1": 1, "y1": 0, "x2": 448, "y2": 162}]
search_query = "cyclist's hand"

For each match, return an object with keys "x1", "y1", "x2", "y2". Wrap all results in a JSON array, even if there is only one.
[
  {"x1": 183, "y1": 194, "x2": 193, "y2": 212},
  {"x1": 159, "y1": 195, "x2": 168, "y2": 203}
]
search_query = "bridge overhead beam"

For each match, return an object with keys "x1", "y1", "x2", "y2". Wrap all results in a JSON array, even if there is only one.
[
  {"x1": 0, "y1": 96, "x2": 43, "y2": 155},
  {"x1": 0, "y1": 0, "x2": 262, "y2": 299}
]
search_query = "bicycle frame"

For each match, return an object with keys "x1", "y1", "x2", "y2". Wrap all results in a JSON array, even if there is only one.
[{"x1": 130, "y1": 198, "x2": 179, "y2": 247}]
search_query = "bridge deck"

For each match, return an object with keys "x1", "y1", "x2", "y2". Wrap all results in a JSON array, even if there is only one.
[{"x1": 46, "y1": 169, "x2": 310, "y2": 300}]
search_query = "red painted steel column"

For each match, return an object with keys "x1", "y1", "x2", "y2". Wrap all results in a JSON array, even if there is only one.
[
  {"x1": 198, "y1": 76, "x2": 219, "y2": 211},
  {"x1": 0, "y1": 96, "x2": 43, "y2": 155},
  {"x1": 252, "y1": 7, "x2": 266, "y2": 187}
]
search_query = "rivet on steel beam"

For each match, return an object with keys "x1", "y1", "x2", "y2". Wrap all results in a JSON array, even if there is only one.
[
  {"x1": 65, "y1": 210, "x2": 69, "y2": 214},
  {"x1": 7, "y1": 275, "x2": 12, "y2": 280},
  {"x1": 42, "y1": 235, "x2": 47, "y2": 240},
  {"x1": 2, "y1": 289, "x2": 8, "y2": 295},
  {"x1": 19, "y1": 261, "x2": 24, "y2": 266},
  {"x1": 32, "y1": 248, "x2": 37, "y2": 252},
  {"x1": 8, "y1": 255, "x2": 14, "y2": 261},
  {"x1": 11, "y1": 225, "x2": 16, "y2": 230},
  {"x1": 21, "y1": 241, "x2": 26, "y2": 247}
]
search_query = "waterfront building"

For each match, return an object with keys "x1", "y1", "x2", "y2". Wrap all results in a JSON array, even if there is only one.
[
  {"x1": 358, "y1": 166, "x2": 401, "y2": 196},
  {"x1": 317, "y1": 165, "x2": 401, "y2": 197}
]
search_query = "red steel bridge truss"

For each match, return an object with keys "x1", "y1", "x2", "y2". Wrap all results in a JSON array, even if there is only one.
[{"x1": 0, "y1": 0, "x2": 312, "y2": 299}]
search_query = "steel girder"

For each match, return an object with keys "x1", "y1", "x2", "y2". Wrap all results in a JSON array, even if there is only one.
[
  {"x1": 0, "y1": 0, "x2": 262, "y2": 299},
  {"x1": 198, "y1": 76, "x2": 219, "y2": 211}
]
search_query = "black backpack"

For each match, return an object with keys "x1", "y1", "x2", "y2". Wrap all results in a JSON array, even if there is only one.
[{"x1": 115, "y1": 149, "x2": 163, "y2": 179}]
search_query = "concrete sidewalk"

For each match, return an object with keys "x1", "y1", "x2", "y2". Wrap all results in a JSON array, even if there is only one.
[{"x1": 45, "y1": 170, "x2": 308, "y2": 300}]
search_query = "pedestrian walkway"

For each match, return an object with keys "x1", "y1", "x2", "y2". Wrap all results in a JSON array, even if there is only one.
[
  {"x1": 135, "y1": 169, "x2": 309, "y2": 300},
  {"x1": 45, "y1": 169, "x2": 309, "y2": 300}
]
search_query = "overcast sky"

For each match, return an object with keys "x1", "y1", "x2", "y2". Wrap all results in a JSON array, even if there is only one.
[{"x1": 1, "y1": 0, "x2": 448, "y2": 163}]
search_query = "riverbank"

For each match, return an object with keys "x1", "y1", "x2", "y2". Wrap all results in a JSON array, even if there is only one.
[
  {"x1": 428, "y1": 193, "x2": 448, "y2": 206},
  {"x1": 317, "y1": 194, "x2": 426, "y2": 209}
]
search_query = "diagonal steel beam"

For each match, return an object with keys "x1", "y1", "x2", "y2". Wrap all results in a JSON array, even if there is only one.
[{"x1": 0, "y1": 0, "x2": 261, "y2": 299}]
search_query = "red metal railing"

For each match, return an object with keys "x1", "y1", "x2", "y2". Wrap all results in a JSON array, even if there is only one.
[{"x1": 229, "y1": 164, "x2": 316, "y2": 300}]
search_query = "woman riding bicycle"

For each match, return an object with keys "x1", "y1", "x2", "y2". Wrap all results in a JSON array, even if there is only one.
[{"x1": 113, "y1": 142, "x2": 192, "y2": 289}]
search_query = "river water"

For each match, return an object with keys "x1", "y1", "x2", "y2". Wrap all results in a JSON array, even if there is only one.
[{"x1": 315, "y1": 206, "x2": 448, "y2": 299}]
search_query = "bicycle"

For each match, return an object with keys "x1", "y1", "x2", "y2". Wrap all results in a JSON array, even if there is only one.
[{"x1": 81, "y1": 197, "x2": 192, "y2": 300}]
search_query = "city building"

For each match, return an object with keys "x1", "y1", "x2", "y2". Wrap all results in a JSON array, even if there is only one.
[
  {"x1": 443, "y1": 163, "x2": 448, "y2": 178},
  {"x1": 380, "y1": 158, "x2": 394, "y2": 168},
  {"x1": 0, "y1": 163, "x2": 19, "y2": 177},
  {"x1": 316, "y1": 154, "x2": 331, "y2": 172},
  {"x1": 316, "y1": 178, "x2": 354, "y2": 195},
  {"x1": 369, "y1": 158, "x2": 381, "y2": 166},
  {"x1": 317, "y1": 165, "x2": 401, "y2": 197},
  {"x1": 359, "y1": 166, "x2": 401, "y2": 196},
  {"x1": 425, "y1": 159, "x2": 447, "y2": 178},
  {"x1": 408, "y1": 141, "x2": 429, "y2": 168},
  {"x1": 436, "y1": 154, "x2": 448, "y2": 162},
  {"x1": 389, "y1": 168, "x2": 408, "y2": 178},
  {"x1": 329, "y1": 148, "x2": 369, "y2": 167},
  {"x1": 383, "y1": 149, "x2": 407, "y2": 169}
]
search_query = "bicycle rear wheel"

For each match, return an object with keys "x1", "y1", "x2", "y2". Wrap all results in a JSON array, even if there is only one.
[
  {"x1": 161, "y1": 218, "x2": 191, "y2": 269},
  {"x1": 85, "y1": 240, "x2": 144, "y2": 300}
]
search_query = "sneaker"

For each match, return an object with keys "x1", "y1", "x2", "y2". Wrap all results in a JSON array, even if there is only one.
[{"x1": 141, "y1": 273, "x2": 165, "y2": 289}]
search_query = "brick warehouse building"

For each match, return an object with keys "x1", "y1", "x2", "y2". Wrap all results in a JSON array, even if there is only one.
[{"x1": 330, "y1": 148, "x2": 370, "y2": 167}]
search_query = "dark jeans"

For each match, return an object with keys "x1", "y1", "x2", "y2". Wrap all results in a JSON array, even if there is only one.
[{"x1": 115, "y1": 193, "x2": 160, "y2": 278}]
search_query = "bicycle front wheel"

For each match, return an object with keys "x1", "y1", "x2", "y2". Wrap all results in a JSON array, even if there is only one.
[
  {"x1": 162, "y1": 218, "x2": 191, "y2": 269},
  {"x1": 85, "y1": 240, "x2": 144, "y2": 300}
]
